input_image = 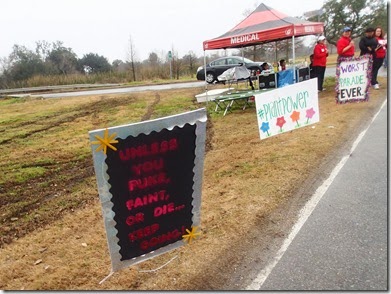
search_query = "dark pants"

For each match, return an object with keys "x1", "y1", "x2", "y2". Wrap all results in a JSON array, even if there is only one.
[
  {"x1": 312, "y1": 66, "x2": 326, "y2": 91},
  {"x1": 372, "y1": 57, "x2": 384, "y2": 85}
]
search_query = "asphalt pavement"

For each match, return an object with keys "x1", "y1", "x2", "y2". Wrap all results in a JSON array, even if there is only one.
[
  {"x1": 15, "y1": 81, "x2": 205, "y2": 98},
  {"x1": 253, "y1": 100, "x2": 388, "y2": 291}
]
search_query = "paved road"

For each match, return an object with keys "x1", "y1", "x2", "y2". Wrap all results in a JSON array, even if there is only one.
[
  {"x1": 25, "y1": 81, "x2": 205, "y2": 98},
  {"x1": 253, "y1": 100, "x2": 388, "y2": 291},
  {"x1": 0, "y1": 83, "x2": 121, "y2": 95}
]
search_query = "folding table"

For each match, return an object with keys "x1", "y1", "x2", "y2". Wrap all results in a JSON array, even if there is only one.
[{"x1": 213, "y1": 89, "x2": 272, "y2": 116}]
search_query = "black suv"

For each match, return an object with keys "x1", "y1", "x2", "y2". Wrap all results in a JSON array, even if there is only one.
[{"x1": 196, "y1": 56, "x2": 264, "y2": 84}]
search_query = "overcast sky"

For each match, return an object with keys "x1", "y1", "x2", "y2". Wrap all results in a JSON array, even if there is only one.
[{"x1": 1, "y1": 0, "x2": 325, "y2": 62}]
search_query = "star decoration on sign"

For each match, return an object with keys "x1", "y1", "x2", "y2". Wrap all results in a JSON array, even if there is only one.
[
  {"x1": 91, "y1": 128, "x2": 118, "y2": 154},
  {"x1": 182, "y1": 226, "x2": 201, "y2": 244}
]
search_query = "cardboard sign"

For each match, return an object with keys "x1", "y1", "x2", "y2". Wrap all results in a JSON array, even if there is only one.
[
  {"x1": 255, "y1": 78, "x2": 319, "y2": 140},
  {"x1": 336, "y1": 55, "x2": 372, "y2": 103},
  {"x1": 89, "y1": 109, "x2": 207, "y2": 272}
]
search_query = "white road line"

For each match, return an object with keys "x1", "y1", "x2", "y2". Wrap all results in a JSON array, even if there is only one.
[{"x1": 246, "y1": 99, "x2": 387, "y2": 290}]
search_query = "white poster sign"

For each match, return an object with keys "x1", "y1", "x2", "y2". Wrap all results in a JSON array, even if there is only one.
[
  {"x1": 255, "y1": 79, "x2": 319, "y2": 140},
  {"x1": 336, "y1": 55, "x2": 371, "y2": 103}
]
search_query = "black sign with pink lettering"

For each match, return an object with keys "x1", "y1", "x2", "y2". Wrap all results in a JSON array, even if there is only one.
[{"x1": 105, "y1": 124, "x2": 196, "y2": 260}]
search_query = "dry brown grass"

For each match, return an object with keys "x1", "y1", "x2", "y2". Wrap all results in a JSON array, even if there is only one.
[{"x1": 0, "y1": 78, "x2": 387, "y2": 290}]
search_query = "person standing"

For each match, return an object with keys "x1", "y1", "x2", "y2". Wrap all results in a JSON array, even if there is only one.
[
  {"x1": 359, "y1": 27, "x2": 378, "y2": 56},
  {"x1": 372, "y1": 27, "x2": 387, "y2": 89},
  {"x1": 337, "y1": 27, "x2": 355, "y2": 59},
  {"x1": 359, "y1": 27, "x2": 379, "y2": 89},
  {"x1": 312, "y1": 35, "x2": 328, "y2": 92}
]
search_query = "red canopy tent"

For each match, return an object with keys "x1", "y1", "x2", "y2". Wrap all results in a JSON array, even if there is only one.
[
  {"x1": 199, "y1": 3, "x2": 324, "y2": 94},
  {"x1": 203, "y1": 3, "x2": 324, "y2": 54}
]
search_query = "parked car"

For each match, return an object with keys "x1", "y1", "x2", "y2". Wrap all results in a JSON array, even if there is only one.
[{"x1": 196, "y1": 56, "x2": 266, "y2": 84}]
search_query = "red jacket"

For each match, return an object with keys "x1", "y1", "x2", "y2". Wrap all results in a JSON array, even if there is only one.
[
  {"x1": 337, "y1": 36, "x2": 355, "y2": 57},
  {"x1": 313, "y1": 43, "x2": 328, "y2": 67},
  {"x1": 375, "y1": 37, "x2": 387, "y2": 59}
]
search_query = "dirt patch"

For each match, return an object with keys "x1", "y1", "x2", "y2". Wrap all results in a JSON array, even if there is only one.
[
  {"x1": 0, "y1": 157, "x2": 95, "y2": 246},
  {"x1": 141, "y1": 93, "x2": 160, "y2": 121},
  {"x1": 0, "y1": 96, "x2": 137, "y2": 145}
]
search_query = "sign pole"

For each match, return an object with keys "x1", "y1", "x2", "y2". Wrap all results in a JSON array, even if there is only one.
[{"x1": 168, "y1": 50, "x2": 172, "y2": 80}]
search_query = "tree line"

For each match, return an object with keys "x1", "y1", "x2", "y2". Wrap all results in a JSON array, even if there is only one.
[{"x1": 0, "y1": 40, "x2": 207, "y2": 89}]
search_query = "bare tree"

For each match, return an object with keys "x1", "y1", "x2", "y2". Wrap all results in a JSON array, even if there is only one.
[
  {"x1": 126, "y1": 34, "x2": 137, "y2": 81},
  {"x1": 0, "y1": 57, "x2": 11, "y2": 74},
  {"x1": 170, "y1": 47, "x2": 182, "y2": 80},
  {"x1": 183, "y1": 51, "x2": 197, "y2": 77}
]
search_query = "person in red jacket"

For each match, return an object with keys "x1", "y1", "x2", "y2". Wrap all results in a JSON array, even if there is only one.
[
  {"x1": 372, "y1": 26, "x2": 387, "y2": 89},
  {"x1": 337, "y1": 27, "x2": 355, "y2": 59},
  {"x1": 312, "y1": 35, "x2": 329, "y2": 92}
]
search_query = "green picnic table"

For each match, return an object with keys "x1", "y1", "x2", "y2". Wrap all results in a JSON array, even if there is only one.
[{"x1": 214, "y1": 89, "x2": 272, "y2": 116}]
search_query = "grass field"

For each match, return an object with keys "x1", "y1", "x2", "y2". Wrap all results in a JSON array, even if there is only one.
[{"x1": 0, "y1": 76, "x2": 387, "y2": 290}]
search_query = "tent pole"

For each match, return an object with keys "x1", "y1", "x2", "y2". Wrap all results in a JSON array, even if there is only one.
[
  {"x1": 203, "y1": 50, "x2": 208, "y2": 106},
  {"x1": 292, "y1": 36, "x2": 296, "y2": 64},
  {"x1": 292, "y1": 35, "x2": 296, "y2": 83}
]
